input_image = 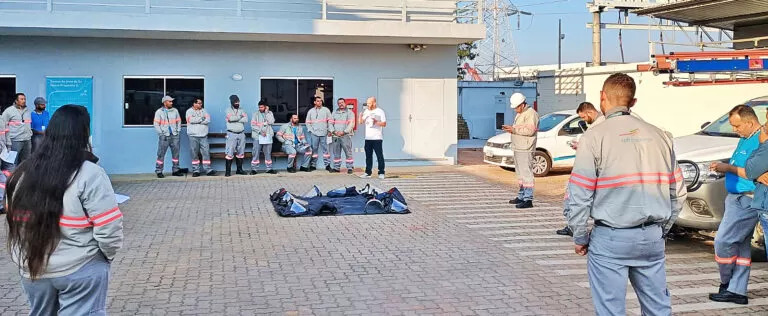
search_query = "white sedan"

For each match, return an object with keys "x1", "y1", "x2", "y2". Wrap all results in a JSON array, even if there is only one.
[{"x1": 483, "y1": 110, "x2": 586, "y2": 177}]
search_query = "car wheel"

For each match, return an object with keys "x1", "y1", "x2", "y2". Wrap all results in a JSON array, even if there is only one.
[
  {"x1": 752, "y1": 222, "x2": 767, "y2": 262},
  {"x1": 532, "y1": 150, "x2": 551, "y2": 177}
]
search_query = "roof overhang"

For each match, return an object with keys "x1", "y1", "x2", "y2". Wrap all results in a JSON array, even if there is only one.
[
  {"x1": 634, "y1": 0, "x2": 768, "y2": 31},
  {"x1": 0, "y1": 10, "x2": 485, "y2": 45}
]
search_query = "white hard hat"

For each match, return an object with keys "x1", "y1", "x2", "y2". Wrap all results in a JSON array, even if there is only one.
[{"x1": 509, "y1": 93, "x2": 526, "y2": 108}]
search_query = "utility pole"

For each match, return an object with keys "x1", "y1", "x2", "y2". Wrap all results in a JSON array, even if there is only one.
[
  {"x1": 558, "y1": 19, "x2": 564, "y2": 70},
  {"x1": 589, "y1": 5, "x2": 602, "y2": 66}
]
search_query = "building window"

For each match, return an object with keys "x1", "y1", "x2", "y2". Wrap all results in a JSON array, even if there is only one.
[
  {"x1": 260, "y1": 78, "x2": 333, "y2": 123},
  {"x1": 0, "y1": 77, "x2": 16, "y2": 111},
  {"x1": 123, "y1": 77, "x2": 204, "y2": 126},
  {"x1": 495, "y1": 113, "x2": 504, "y2": 130}
]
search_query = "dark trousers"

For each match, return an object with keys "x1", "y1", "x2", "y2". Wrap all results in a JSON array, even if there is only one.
[{"x1": 364, "y1": 139, "x2": 385, "y2": 175}]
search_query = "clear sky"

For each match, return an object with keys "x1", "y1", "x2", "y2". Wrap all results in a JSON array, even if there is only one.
[{"x1": 512, "y1": 0, "x2": 661, "y2": 66}]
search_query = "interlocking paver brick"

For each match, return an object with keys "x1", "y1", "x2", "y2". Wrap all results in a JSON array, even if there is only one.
[{"x1": 0, "y1": 168, "x2": 765, "y2": 315}]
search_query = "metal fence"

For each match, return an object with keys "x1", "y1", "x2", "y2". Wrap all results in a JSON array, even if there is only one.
[{"x1": 0, "y1": 0, "x2": 481, "y2": 23}]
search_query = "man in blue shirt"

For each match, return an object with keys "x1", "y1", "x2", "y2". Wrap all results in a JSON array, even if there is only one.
[
  {"x1": 709, "y1": 105, "x2": 761, "y2": 305},
  {"x1": 30, "y1": 97, "x2": 50, "y2": 153}
]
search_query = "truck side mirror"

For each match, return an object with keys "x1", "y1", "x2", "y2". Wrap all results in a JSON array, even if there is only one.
[{"x1": 700, "y1": 122, "x2": 711, "y2": 130}]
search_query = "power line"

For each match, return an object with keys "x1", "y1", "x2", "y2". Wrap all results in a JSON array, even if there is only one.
[
  {"x1": 533, "y1": 12, "x2": 584, "y2": 15},
  {"x1": 517, "y1": 0, "x2": 569, "y2": 7}
]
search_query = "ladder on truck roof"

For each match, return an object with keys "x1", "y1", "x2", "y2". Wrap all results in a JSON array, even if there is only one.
[{"x1": 639, "y1": 49, "x2": 768, "y2": 87}]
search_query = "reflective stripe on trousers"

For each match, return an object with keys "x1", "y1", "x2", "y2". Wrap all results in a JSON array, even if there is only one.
[
  {"x1": 331, "y1": 135, "x2": 354, "y2": 170},
  {"x1": 156, "y1": 135, "x2": 180, "y2": 173},
  {"x1": 715, "y1": 193, "x2": 758, "y2": 296},
  {"x1": 225, "y1": 132, "x2": 246, "y2": 160},
  {"x1": 513, "y1": 150, "x2": 534, "y2": 201},
  {"x1": 189, "y1": 136, "x2": 212, "y2": 173},
  {"x1": 308, "y1": 134, "x2": 330, "y2": 167},
  {"x1": 252, "y1": 140, "x2": 273, "y2": 170}
]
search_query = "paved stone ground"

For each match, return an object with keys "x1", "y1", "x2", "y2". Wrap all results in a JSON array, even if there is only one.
[{"x1": 0, "y1": 166, "x2": 766, "y2": 315}]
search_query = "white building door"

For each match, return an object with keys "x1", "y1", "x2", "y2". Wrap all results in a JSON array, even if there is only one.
[{"x1": 378, "y1": 78, "x2": 455, "y2": 160}]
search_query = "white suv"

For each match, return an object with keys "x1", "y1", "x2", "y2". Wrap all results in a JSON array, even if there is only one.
[{"x1": 674, "y1": 96, "x2": 768, "y2": 257}]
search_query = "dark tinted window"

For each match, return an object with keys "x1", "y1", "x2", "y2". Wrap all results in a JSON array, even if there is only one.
[
  {"x1": 261, "y1": 79, "x2": 333, "y2": 123},
  {"x1": 124, "y1": 78, "x2": 203, "y2": 125},
  {"x1": 0, "y1": 77, "x2": 16, "y2": 112}
]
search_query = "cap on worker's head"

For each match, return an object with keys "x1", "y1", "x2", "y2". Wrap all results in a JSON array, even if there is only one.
[
  {"x1": 33, "y1": 97, "x2": 46, "y2": 105},
  {"x1": 509, "y1": 93, "x2": 526, "y2": 109},
  {"x1": 161, "y1": 96, "x2": 174, "y2": 103},
  {"x1": 229, "y1": 94, "x2": 240, "y2": 105}
]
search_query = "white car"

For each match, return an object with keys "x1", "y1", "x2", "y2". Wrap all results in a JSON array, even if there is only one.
[{"x1": 483, "y1": 110, "x2": 586, "y2": 177}]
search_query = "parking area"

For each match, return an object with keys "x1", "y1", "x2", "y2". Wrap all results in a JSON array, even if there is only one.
[{"x1": 0, "y1": 166, "x2": 766, "y2": 315}]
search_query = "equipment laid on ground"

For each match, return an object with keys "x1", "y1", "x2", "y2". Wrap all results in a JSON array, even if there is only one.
[{"x1": 269, "y1": 184, "x2": 410, "y2": 217}]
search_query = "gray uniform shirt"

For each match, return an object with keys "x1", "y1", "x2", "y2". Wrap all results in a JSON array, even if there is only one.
[
  {"x1": 251, "y1": 110, "x2": 275, "y2": 139},
  {"x1": 11, "y1": 161, "x2": 124, "y2": 279},
  {"x1": 225, "y1": 107, "x2": 248, "y2": 133},
  {"x1": 566, "y1": 106, "x2": 687, "y2": 245},
  {"x1": 185, "y1": 108, "x2": 211, "y2": 138},
  {"x1": 510, "y1": 106, "x2": 539, "y2": 151},
  {"x1": 306, "y1": 107, "x2": 332, "y2": 136},
  {"x1": 2, "y1": 105, "x2": 32, "y2": 142}
]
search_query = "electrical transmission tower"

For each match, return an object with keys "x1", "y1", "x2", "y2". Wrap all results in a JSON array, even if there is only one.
[{"x1": 473, "y1": 0, "x2": 531, "y2": 81}]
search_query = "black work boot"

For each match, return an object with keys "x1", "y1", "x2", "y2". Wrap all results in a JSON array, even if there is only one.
[
  {"x1": 509, "y1": 198, "x2": 522, "y2": 204},
  {"x1": 555, "y1": 226, "x2": 573, "y2": 236},
  {"x1": 516, "y1": 200, "x2": 533, "y2": 209},
  {"x1": 718, "y1": 283, "x2": 729, "y2": 294},
  {"x1": 225, "y1": 160, "x2": 233, "y2": 177},
  {"x1": 235, "y1": 158, "x2": 246, "y2": 175},
  {"x1": 709, "y1": 291, "x2": 748, "y2": 305},
  {"x1": 250, "y1": 169, "x2": 258, "y2": 175}
]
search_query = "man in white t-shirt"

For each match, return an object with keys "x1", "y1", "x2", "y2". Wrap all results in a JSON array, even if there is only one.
[{"x1": 359, "y1": 97, "x2": 387, "y2": 179}]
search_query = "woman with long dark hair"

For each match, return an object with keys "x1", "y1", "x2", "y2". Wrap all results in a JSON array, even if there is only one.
[{"x1": 6, "y1": 104, "x2": 123, "y2": 315}]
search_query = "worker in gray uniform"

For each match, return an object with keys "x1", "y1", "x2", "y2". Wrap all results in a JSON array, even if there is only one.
[
  {"x1": 2, "y1": 93, "x2": 32, "y2": 167},
  {"x1": 276, "y1": 114, "x2": 311, "y2": 173},
  {"x1": 251, "y1": 100, "x2": 276, "y2": 174},
  {"x1": 502, "y1": 93, "x2": 539, "y2": 209},
  {"x1": 306, "y1": 96, "x2": 333, "y2": 171},
  {"x1": 224, "y1": 94, "x2": 248, "y2": 177},
  {"x1": 185, "y1": 98, "x2": 216, "y2": 177},
  {"x1": 556, "y1": 102, "x2": 604, "y2": 236},
  {"x1": 153, "y1": 96, "x2": 183, "y2": 178},
  {"x1": 329, "y1": 98, "x2": 356, "y2": 174},
  {"x1": 567, "y1": 74, "x2": 686, "y2": 316}
]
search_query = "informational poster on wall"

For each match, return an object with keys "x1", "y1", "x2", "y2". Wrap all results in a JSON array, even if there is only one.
[{"x1": 45, "y1": 76, "x2": 93, "y2": 131}]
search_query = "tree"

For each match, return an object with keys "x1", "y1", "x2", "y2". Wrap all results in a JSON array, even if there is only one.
[{"x1": 457, "y1": 42, "x2": 478, "y2": 80}]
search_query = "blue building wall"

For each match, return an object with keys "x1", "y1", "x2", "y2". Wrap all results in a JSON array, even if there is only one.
[
  {"x1": 457, "y1": 81, "x2": 537, "y2": 140},
  {"x1": 0, "y1": 36, "x2": 457, "y2": 174}
]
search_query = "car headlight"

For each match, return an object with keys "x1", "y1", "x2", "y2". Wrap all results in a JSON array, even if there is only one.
[
  {"x1": 698, "y1": 160, "x2": 726, "y2": 183},
  {"x1": 502, "y1": 143, "x2": 512, "y2": 149},
  {"x1": 679, "y1": 159, "x2": 727, "y2": 192},
  {"x1": 679, "y1": 162, "x2": 698, "y2": 185}
]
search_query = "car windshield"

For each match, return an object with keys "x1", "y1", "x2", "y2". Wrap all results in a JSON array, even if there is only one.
[
  {"x1": 538, "y1": 113, "x2": 570, "y2": 132},
  {"x1": 700, "y1": 101, "x2": 768, "y2": 137}
]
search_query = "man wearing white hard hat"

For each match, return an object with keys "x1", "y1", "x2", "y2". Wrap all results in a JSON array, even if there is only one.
[{"x1": 502, "y1": 93, "x2": 539, "y2": 209}]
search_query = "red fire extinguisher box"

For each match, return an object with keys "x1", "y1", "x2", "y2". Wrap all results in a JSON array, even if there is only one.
[{"x1": 344, "y1": 98, "x2": 359, "y2": 131}]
